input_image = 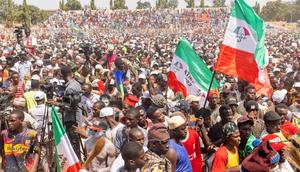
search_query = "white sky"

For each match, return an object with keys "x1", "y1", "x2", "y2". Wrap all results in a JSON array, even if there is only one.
[{"x1": 13, "y1": 0, "x2": 273, "y2": 10}]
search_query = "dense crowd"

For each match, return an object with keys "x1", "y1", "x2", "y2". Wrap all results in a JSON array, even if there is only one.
[{"x1": 0, "y1": 7, "x2": 300, "y2": 172}]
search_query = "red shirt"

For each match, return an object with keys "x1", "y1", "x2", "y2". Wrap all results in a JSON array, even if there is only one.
[
  {"x1": 181, "y1": 128, "x2": 203, "y2": 172},
  {"x1": 281, "y1": 120, "x2": 299, "y2": 139}
]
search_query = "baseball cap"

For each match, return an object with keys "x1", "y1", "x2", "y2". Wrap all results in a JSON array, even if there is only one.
[
  {"x1": 124, "y1": 95, "x2": 139, "y2": 107},
  {"x1": 35, "y1": 91, "x2": 45, "y2": 101},
  {"x1": 138, "y1": 73, "x2": 146, "y2": 79}
]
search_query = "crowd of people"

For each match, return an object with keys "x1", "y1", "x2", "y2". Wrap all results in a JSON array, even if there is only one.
[{"x1": 0, "y1": 7, "x2": 299, "y2": 172}]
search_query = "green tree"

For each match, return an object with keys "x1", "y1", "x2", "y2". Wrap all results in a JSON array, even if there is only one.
[
  {"x1": 110, "y1": 0, "x2": 113, "y2": 9},
  {"x1": 90, "y1": 0, "x2": 96, "y2": 10},
  {"x1": 6, "y1": 0, "x2": 14, "y2": 27},
  {"x1": 200, "y1": 0, "x2": 205, "y2": 8},
  {"x1": 65, "y1": 0, "x2": 82, "y2": 10},
  {"x1": 136, "y1": 1, "x2": 151, "y2": 9},
  {"x1": 213, "y1": 0, "x2": 225, "y2": 7},
  {"x1": 260, "y1": 0, "x2": 285, "y2": 21},
  {"x1": 168, "y1": 0, "x2": 178, "y2": 8},
  {"x1": 185, "y1": 0, "x2": 195, "y2": 8},
  {"x1": 113, "y1": 0, "x2": 127, "y2": 9},
  {"x1": 59, "y1": 0, "x2": 66, "y2": 10},
  {"x1": 253, "y1": 1, "x2": 260, "y2": 16},
  {"x1": 23, "y1": 0, "x2": 31, "y2": 28},
  {"x1": 156, "y1": 0, "x2": 168, "y2": 8}
]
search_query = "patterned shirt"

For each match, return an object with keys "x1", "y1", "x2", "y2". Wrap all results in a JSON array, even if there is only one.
[
  {"x1": 238, "y1": 134, "x2": 256, "y2": 161},
  {"x1": 0, "y1": 128, "x2": 38, "y2": 172},
  {"x1": 142, "y1": 150, "x2": 171, "y2": 172}
]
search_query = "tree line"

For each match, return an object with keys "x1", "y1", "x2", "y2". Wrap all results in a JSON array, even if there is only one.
[{"x1": 1, "y1": 0, "x2": 300, "y2": 28}]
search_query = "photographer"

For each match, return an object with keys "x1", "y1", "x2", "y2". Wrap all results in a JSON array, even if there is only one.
[{"x1": 60, "y1": 66, "x2": 82, "y2": 159}]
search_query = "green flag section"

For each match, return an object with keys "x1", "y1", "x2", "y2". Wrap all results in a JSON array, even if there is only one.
[
  {"x1": 51, "y1": 107, "x2": 81, "y2": 172},
  {"x1": 168, "y1": 38, "x2": 219, "y2": 98},
  {"x1": 214, "y1": 0, "x2": 272, "y2": 97}
]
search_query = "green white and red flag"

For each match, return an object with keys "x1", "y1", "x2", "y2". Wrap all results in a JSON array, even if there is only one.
[
  {"x1": 168, "y1": 38, "x2": 219, "y2": 98},
  {"x1": 51, "y1": 107, "x2": 81, "y2": 172},
  {"x1": 214, "y1": 0, "x2": 272, "y2": 97}
]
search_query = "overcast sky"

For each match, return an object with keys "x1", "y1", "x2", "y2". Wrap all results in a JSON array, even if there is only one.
[{"x1": 14, "y1": 0, "x2": 273, "y2": 10}]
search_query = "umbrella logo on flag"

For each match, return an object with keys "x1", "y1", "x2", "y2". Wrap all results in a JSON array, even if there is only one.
[
  {"x1": 173, "y1": 61, "x2": 184, "y2": 72},
  {"x1": 234, "y1": 26, "x2": 250, "y2": 42}
]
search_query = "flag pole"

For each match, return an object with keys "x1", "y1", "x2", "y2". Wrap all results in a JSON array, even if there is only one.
[{"x1": 203, "y1": 71, "x2": 216, "y2": 108}]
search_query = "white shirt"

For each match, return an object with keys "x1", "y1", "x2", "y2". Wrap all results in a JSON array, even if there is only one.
[{"x1": 29, "y1": 104, "x2": 51, "y2": 131}]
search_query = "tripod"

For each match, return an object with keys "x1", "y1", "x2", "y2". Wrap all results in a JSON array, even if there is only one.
[{"x1": 38, "y1": 103, "x2": 55, "y2": 172}]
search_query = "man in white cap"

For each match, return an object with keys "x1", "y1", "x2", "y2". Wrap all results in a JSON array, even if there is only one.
[
  {"x1": 23, "y1": 79, "x2": 46, "y2": 111},
  {"x1": 272, "y1": 89, "x2": 288, "y2": 105},
  {"x1": 166, "y1": 114, "x2": 192, "y2": 172},
  {"x1": 28, "y1": 91, "x2": 50, "y2": 132}
]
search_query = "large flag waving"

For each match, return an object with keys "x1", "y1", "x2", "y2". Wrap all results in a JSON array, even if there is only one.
[
  {"x1": 214, "y1": 0, "x2": 272, "y2": 97},
  {"x1": 168, "y1": 38, "x2": 219, "y2": 97},
  {"x1": 51, "y1": 107, "x2": 81, "y2": 172}
]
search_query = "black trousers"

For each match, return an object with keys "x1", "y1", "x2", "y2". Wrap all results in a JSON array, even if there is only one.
[{"x1": 64, "y1": 121, "x2": 82, "y2": 161}]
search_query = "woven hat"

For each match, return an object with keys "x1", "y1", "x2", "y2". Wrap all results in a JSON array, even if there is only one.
[{"x1": 151, "y1": 94, "x2": 166, "y2": 108}]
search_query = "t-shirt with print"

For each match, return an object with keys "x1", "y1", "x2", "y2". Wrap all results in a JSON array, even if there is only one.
[{"x1": 0, "y1": 128, "x2": 38, "y2": 172}]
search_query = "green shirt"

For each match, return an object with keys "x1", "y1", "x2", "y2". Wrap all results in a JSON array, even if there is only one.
[{"x1": 238, "y1": 134, "x2": 256, "y2": 161}]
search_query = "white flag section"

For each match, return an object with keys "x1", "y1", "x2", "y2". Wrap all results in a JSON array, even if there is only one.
[{"x1": 51, "y1": 107, "x2": 81, "y2": 172}]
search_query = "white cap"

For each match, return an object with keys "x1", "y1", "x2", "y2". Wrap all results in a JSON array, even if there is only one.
[
  {"x1": 95, "y1": 64, "x2": 103, "y2": 70},
  {"x1": 272, "y1": 89, "x2": 287, "y2": 104},
  {"x1": 35, "y1": 91, "x2": 46, "y2": 101},
  {"x1": 293, "y1": 82, "x2": 300, "y2": 88},
  {"x1": 91, "y1": 79, "x2": 99, "y2": 87},
  {"x1": 35, "y1": 60, "x2": 43, "y2": 67},
  {"x1": 109, "y1": 79, "x2": 115, "y2": 85},
  {"x1": 31, "y1": 75, "x2": 40, "y2": 80},
  {"x1": 138, "y1": 73, "x2": 146, "y2": 79},
  {"x1": 99, "y1": 107, "x2": 114, "y2": 117}
]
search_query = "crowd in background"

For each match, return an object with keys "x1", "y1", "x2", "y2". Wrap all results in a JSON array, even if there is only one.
[{"x1": 0, "y1": 7, "x2": 299, "y2": 172}]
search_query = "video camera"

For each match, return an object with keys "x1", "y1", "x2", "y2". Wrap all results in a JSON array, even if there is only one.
[
  {"x1": 40, "y1": 80, "x2": 64, "y2": 100},
  {"x1": 13, "y1": 26, "x2": 27, "y2": 61},
  {"x1": 14, "y1": 26, "x2": 25, "y2": 44},
  {"x1": 61, "y1": 89, "x2": 81, "y2": 109}
]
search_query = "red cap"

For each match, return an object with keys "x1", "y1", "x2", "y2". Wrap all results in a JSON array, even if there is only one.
[
  {"x1": 124, "y1": 95, "x2": 139, "y2": 107},
  {"x1": 262, "y1": 134, "x2": 286, "y2": 151}
]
